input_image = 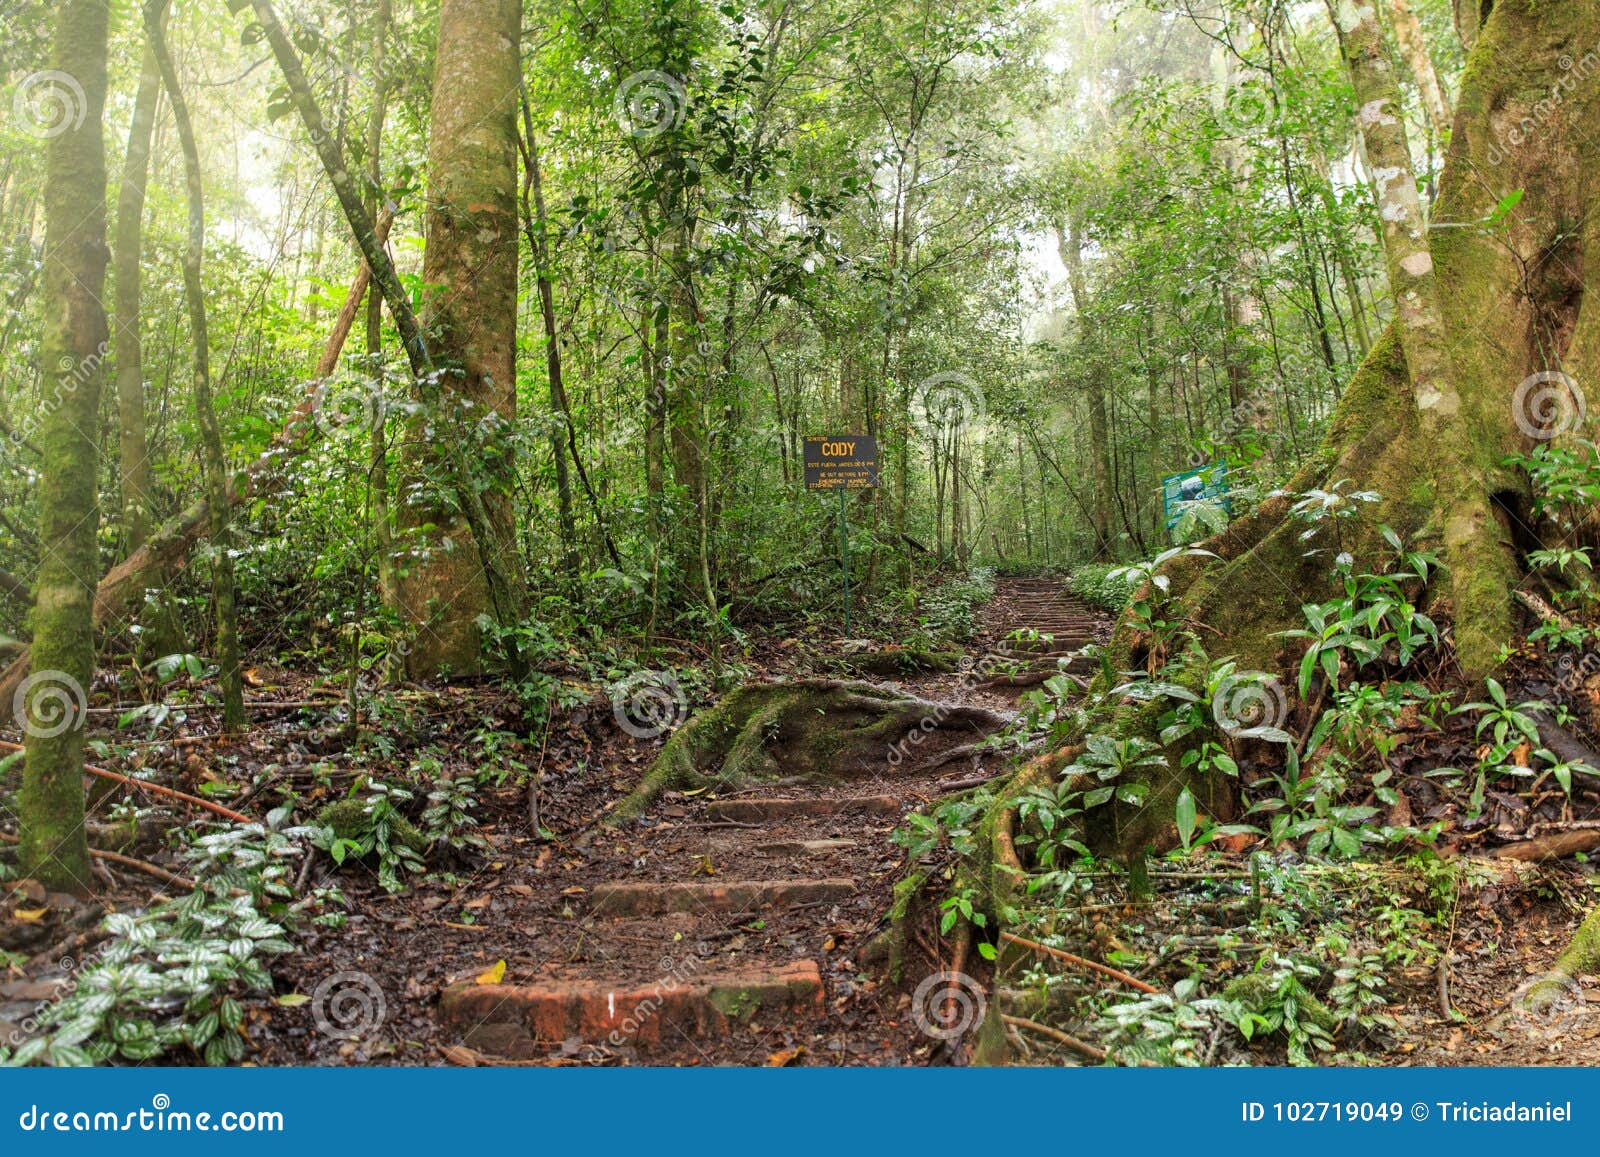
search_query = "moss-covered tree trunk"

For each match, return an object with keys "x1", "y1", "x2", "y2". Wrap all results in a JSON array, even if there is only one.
[
  {"x1": 18, "y1": 0, "x2": 111, "y2": 894},
  {"x1": 147, "y1": 0, "x2": 244, "y2": 732},
  {"x1": 249, "y1": 0, "x2": 527, "y2": 678},
  {"x1": 1122, "y1": 0, "x2": 1585, "y2": 687},
  {"x1": 365, "y1": 0, "x2": 396, "y2": 610},
  {"x1": 394, "y1": 0, "x2": 527, "y2": 675},
  {"x1": 1021, "y1": 2, "x2": 1600, "y2": 996}
]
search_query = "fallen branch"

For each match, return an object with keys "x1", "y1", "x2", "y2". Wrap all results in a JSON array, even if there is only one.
[
  {"x1": 1000, "y1": 1013, "x2": 1107, "y2": 1063},
  {"x1": 0, "y1": 740, "x2": 251, "y2": 824},
  {"x1": 1491, "y1": 829, "x2": 1600, "y2": 861},
  {"x1": 1514, "y1": 588, "x2": 1576, "y2": 632},
  {"x1": 1532, "y1": 717, "x2": 1600, "y2": 781},
  {"x1": 1000, "y1": 931, "x2": 1159, "y2": 993},
  {"x1": 0, "y1": 831, "x2": 195, "y2": 891}
]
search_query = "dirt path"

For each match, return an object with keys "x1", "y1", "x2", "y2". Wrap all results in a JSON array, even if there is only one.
[{"x1": 405, "y1": 577, "x2": 1110, "y2": 1066}]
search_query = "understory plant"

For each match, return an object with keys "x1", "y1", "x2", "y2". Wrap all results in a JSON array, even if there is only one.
[{"x1": 2, "y1": 818, "x2": 330, "y2": 1067}]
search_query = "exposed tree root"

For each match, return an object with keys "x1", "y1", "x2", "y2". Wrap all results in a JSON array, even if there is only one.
[
  {"x1": 1000, "y1": 1014, "x2": 1107, "y2": 1063},
  {"x1": 609, "y1": 679, "x2": 1009, "y2": 822}
]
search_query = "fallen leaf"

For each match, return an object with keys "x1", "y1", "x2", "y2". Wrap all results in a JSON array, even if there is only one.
[
  {"x1": 13, "y1": 907, "x2": 48, "y2": 923},
  {"x1": 767, "y1": 1046, "x2": 806, "y2": 1067},
  {"x1": 476, "y1": 959, "x2": 507, "y2": 986},
  {"x1": 275, "y1": 993, "x2": 311, "y2": 1007}
]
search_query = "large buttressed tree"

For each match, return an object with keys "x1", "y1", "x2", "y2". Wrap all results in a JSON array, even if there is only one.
[
  {"x1": 395, "y1": 0, "x2": 527, "y2": 675},
  {"x1": 17, "y1": 0, "x2": 111, "y2": 893},
  {"x1": 1119, "y1": 0, "x2": 1598, "y2": 689}
]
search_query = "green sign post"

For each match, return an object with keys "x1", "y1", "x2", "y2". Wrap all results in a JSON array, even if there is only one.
[{"x1": 804, "y1": 436, "x2": 879, "y2": 635}]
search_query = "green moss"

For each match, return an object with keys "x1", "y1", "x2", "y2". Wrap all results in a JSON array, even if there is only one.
[
  {"x1": 608, "y1": 680, "x2": 1006, "y2": 823},
  {"x1": 314, "y1": 798, "x2": 427, "y2": 853},
  {"x1": 1222, "y1": 971, "x2": 1339, "y2": 1034},
  {"x1": 1554, "y1": 905, "x2": 1600, "y2": 979}
]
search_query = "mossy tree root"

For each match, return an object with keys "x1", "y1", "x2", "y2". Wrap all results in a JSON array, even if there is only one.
[{"x1": 609, "y1": 679, "x2": 1010, "y2": 822}]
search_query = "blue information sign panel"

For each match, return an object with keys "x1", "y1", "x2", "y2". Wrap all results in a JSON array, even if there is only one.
[{"x1": 1161, "y1": 460, "x2": 1229, "y2": 530}]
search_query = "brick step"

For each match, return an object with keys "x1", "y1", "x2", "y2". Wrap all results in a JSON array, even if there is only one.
[
  {"x1": 590, "y1": 877, "x2": 857, "y2": 917},
  {"x1": 440, "y1": 960, "x2": 825, "y2": 1058},
  {"x1": 706, "y1": 794, "x2": 899, "y2": 823}
]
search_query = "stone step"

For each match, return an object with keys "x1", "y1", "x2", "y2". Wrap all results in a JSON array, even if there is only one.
[
  {"x1": 589, "y1": 877, "x2": 857, "y2": 917},
  {"x1": 440, "y1": 960, "x2": 825, "y2": 1058},
  {"x1": 707, "y1": 837, "x2": 859, "y2": 857},
  {"x1": 706, "y1": 794, "x2": 900, "y2": 823}
]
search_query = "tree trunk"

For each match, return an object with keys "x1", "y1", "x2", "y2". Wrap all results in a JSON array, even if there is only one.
[
  {"x1": 1386, "y1": 0, "x2": 1453, "y2": 142},
  {"x1": 1059, "y1": 219, "x2": 1114, "y2": 558},
  {"x1": 248, "y1": 0, "x2": 527, "y2": 677},
  {"x1": 364, "y1": 0, "x2": 396, "y2": 610},
  {"x1": 394, "y1": 0, "x2": 526, "y2": 675},
  {"x1": 147, "y1": 0, "x2": 245, "y2": 732},
  {"x1": 18, "y1": 0, "x2": 110, "y2": 894},
  {"x1": 113, "y1": 7, "x2": 163, "y2": 559},
  {"x1": 112, "y1": 0, "x2": 186, "y2": 659},
  {"x1": 517, "y1": 108, "x2": 577, "y2": 576}
]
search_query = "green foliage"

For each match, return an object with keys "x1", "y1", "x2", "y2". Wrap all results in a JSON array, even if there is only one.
[
  {"x1": 1223, "y1": 957, "x2": 1337, "y2": 1066},
  {"x1": 314, "y1": 781, "x2": 428, "y2": 893},
  {"x1": 6, "y1": 820, "x2": 326, "y2": 1068},
  {"x1": 1068, "y1": 564, "x2": 1135, "y2": 611},
  {"x1": 1098, "y1": 976, "x2": 1237, "y2": 1067},
  {"x1": 1507, "y1": 442, "x2": 1600, "y2": 527},
  {"x1": 915, "y1": 567, "x2": 996, "y2": 643},
  {"x1": 1276, "y1": 525, "x2": 1439, "y2": 698}
]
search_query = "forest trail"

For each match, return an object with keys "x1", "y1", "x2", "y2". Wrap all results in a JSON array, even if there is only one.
[{"x1": 422, "y1": 577, "x2": 1110, "y2": 1066}]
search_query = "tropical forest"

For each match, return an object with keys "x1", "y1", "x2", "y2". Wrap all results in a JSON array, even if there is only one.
[{"x1": 1, "y1": 0, "x2": 1598, "y2": 1069}]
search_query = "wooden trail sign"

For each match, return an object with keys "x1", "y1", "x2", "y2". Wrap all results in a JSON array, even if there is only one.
[
  {"x1": 804, "y1": 436, "x2": 879, "y2": 490},
  {"x1": 803, "y1": 435, "x2": 877, "y2": 635}
]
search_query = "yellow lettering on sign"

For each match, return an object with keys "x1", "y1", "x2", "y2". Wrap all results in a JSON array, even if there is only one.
[{"x1": 820, "y1": 441, "x2": 856, "y2": 456}]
